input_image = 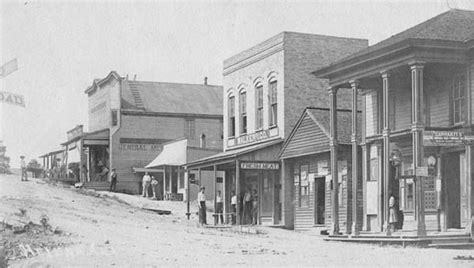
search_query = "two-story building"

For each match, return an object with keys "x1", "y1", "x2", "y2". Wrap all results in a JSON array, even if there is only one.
[
  {"x1": 62, "y1": 71, "x2": 223, "y2": 194},
  {"x1": 313, "y1": 9, "x2": 474, "y2": 237},
  {"x1": 186, "y1": 32, "x2": 367, "y2": 227}
]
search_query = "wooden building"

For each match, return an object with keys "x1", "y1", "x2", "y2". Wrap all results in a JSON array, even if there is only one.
[
  {"x1": 61, "y1": 71, "x2": 223, "y2": 194},
  {"x1": 313, "y1": 9, "x2": 474, "y2": 236},
  {"x1": 186, "y1": 32, "x2": 368, "y2": 227},
  {"x1": 280, "y1": 107, "x2": 361, "y2": 231}
]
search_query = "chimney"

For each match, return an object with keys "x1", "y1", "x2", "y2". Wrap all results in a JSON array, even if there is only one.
[
  {"x1": 133, "y1": 74, "x2": 137, "y2": 81},
  {"x1": 204, "y1": 77, "x2": 208, "y2": 85},
  {"x1": 200, "y1": 133, "x2": 206, "y2": 148}
]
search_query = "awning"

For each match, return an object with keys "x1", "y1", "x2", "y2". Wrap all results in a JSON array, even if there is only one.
[
  {"x1": 133, "y1": 167, "x2": 165, "y2": 173},
  {"x1": 145, "y1": 139, "x2": 187, "y2": 168}
]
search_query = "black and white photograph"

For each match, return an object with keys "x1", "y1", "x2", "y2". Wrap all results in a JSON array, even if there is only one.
[{"x1": 1, "y1": 0, "x2": 474, "y2": 266}]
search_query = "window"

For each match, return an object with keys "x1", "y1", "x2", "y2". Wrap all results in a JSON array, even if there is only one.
[
  {"x1": 185, "y1": 118, "x2": 195, "y2": 140},
  {"x1": 299, "y1": 164, "x2": 310, "y2": 208},
  {"x1": 269, "y1": 80, "x2": 278, "y2": 127},
  {"x1": 228, "y1": 96, "x2": 236, "y2": 137},
  {"x1": 255, "y1": 85, "x2": 263, "y2": 129},
  {"x1": 179, "y1": 170, "x2": 185, "y2": 189},
  {"x1": 452, "y1": 73, "x2": 466, "y2": 124},
  {"x1": 239, "y1": 92, "x2": 247, "y2": 134},
  {"x1": 111, "y1": 110, "x2": 118, "y2": 126}
]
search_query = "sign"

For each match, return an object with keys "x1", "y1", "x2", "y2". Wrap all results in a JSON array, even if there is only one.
[
  {"x1": 240, "y1": 162, "x2": 280, "y2": 170},
  {"x1": 424, "y1": 130, "x2": 474, "y2": 146},
  {"x1": 227, "y1": 127, "x2": 279, "y2": 147},
  {"x1": 308, "y1": 173, "x2": 315, "y2": 183},
  {"x1": 67, "y1": 125, "x2": 83, "y2": 141},
  {"x1": 0, "y1": 91, "x2": 25, "y2": 107},
  {"x1": 415, "y1": 166, "x2": 428, "y2": 177},
  {"x1": 119, "y1": 143, "x2": 161, "y2": 151},
  {"x1": 0, "y1": 59, "x2": 18, "y2": 78}
]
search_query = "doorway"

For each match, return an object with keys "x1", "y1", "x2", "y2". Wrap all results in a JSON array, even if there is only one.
[
  {"x1": 444, "y1": 152, "x2": 461, "y2": 228},
  {"x1": 314, "y1": 177, "x2": 325, "y2": 224}
]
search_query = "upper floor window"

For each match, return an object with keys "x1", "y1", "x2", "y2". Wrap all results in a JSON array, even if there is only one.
[
  {"x1": 255, "y1": 85, "x2": 263, "y2": 130},
  {"x1": 185, "y1": 118, "x2": 195, "y2": 140},
  {"x1": 239, "y1": 92, "x2": 247, "y2": 134},
  {"x1": 228, "y1": 96, "x2": 236, "y2": 137},
  {"x1": 111, "y1": 110, "x2": 118, "y2": 126},
  {"x1": 269, "y1": 80, "x2": 278, "y2": 127},
  {"x1": 452, "y1": 73, "x2": 466, "y2": 124}
]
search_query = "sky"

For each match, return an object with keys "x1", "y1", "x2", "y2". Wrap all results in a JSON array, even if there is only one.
[{"x1": 0, "y1": 0, "x2": 473, "y2": 168}]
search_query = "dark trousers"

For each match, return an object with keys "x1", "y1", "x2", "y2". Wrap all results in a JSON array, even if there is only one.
[
  {"x1": 21, "y1": 168, "x2": 28, "y2": 181},
  {"x1": 244, "y1": 201, "x2": 252, "y2": 224},
  {"x1": 216, "y1": 202, "x2": 224, "y2": 224},
  {"x1": 231, "y1": 204, "x2": 236, "y2": 224},
  {"x1": 199, "y1": 201, "x2": 207, "y2": 224},
  {"x1": 109, "y1": 179, "x2": 117, "y2": 192}
]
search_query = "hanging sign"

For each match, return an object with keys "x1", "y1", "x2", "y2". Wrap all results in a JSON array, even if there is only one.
[
  {"x1": 240, "y1": 161, "x2": 280, "y2": 170},
  {"x1": 423, "y1": 131, "x2": 474, "y2": 146}
]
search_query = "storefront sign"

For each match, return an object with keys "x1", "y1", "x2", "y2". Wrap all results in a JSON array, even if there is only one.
[
  {"x1": 240, "y1": 162, "x2": 280, "y2": 170},
  {"x1": 119, "y1": 143, "x2": 161, "y2": 151},
  {"x1": 424, "y1": 131, "x2": 474, "y2": 146},
  {"x1": 0, "y1": 91, "x2": 25, "y2": 107},
  {"x1": 67, "y1": 125, "x2": 83, "y2": 141},
  {"x1": 227, "y1": 128, "x2": 279, "y2": 147}
]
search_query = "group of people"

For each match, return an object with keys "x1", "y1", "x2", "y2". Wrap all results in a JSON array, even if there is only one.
[{"x1": 141, "y1": 172, "x2": 159, "y2": 199}]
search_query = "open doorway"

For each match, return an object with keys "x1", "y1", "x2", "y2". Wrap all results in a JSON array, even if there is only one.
[
  {"x1": 314, "y1": 177, "x2": 325, "y2": 225},
  {"x1": 443, "y1": 152, "x2": 461, "y2": 229}
]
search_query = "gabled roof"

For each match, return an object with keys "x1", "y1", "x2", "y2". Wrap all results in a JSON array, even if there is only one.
[
  {"x1": 84, "y1": 71, "x2": 121, "y2": 94},
  {"x1": 313, "y1": 9, "x2": 474, "y2": 78},
  {"x1": 121, "y1": 80, "x2": 222, "y2": 115},
  {"x1": 280, "y1": 107, "x2": 361, "y2": 159}
]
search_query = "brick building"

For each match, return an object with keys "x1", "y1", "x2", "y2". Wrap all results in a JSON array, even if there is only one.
[
  {"x1": 186, "y1": 32, "x2": 367, "y2": 227},
  {"x1": 62, "y1": 71, "x2": 223, "y2": 194}
]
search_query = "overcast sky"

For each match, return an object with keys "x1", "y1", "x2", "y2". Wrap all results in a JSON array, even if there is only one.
[{"x1": 1, "y1": 0, "x2": 473, "y2": 167}]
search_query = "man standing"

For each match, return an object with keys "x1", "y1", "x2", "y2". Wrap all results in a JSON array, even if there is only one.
[
  {"x1": 231, "y1": 191, "x2": 237, "y2": 225},
  {"x1": 20, "y1": 156, "x2": 27, "y2": 181},
  {"x1": 197, "y1": 186, "x2": 207, "y2": 225},
  {"x1": 109, "y1": 168, "x2": 117, "y2": 192},
  {"x1": 142, "y1": 172, "x2": 151, "y2": 197},
  {"x1": 151, "y1": 176, "x2": 159, "y2": 199}
]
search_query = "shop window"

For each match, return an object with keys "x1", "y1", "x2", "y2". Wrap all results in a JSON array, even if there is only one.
[
  {"x1": 406, "y1": 181, "x2": 414, "y2": 211},
  {"x1": 451, "y1": 73, "x2": 466, "y2": 124},
  {"x1": 365, "y1": 92, "x2": 378, "y2": 136},
  {"x1": 228, "y1": 96, "x2": 236, "y2": 137},
  {"x1": 239, "y1": 91, "x2": 247, "y2": 134},
  {"x1": 255, "y1": 85, "x2": 263, "y2": 130},
  {"x1": 179, "y1": 170, "x2": 184, "y2": 189},
  {"x1": 111, "y1": 110, "x2": 118, "y2": 126},
  {"x1": 269, "y1": 80, "x2": 278, "y2": 127},
  {"x1": 299, "y1": 164, "x2": 310, "y2": 208},
  {"x1": 185, "y1": 118, "x2": 195, "y2": 140}
]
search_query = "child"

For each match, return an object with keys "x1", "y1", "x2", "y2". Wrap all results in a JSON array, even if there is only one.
[{"x1": 388, "y1": 196, "x2": 398, "y2": 233}]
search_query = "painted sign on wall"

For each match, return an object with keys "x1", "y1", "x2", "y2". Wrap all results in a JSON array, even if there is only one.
[
  {"x1": 424, "y1": 130, "x2": 474, "y2": 146},
  {"x1": 240, "y1": 161, "x2": 280, "y2": 170}
]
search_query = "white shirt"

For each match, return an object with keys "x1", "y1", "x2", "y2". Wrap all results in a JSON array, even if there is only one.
[
  {"x1": 20, "y1": 159, "x2": 26, "y2": 169},
  {"x1": 231, "y1": 195, "x2": 237, "y2": 205},
  {"x1": 142, "y1": 174, "x2": 151, "y2": 184},
  {"x1": 197, "y1": 191, "x2": 206, "y2": 202},
  {"x1": 216, "y1": 195, "x2": 223, "y2": 203}
]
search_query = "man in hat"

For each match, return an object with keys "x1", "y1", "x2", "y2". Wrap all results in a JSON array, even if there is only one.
[
  {"x1": 197, "y1": 186, "x2": 207, "y2": 225},
  {"x1": 109, "y1": 168, "x2": 118, "y2": 192},
  {"x1": 20, "y1": 156, "x2": 27, "y2": 181}
]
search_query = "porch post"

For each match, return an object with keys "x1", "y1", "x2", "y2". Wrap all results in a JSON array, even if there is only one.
[
  {"x1": 350, "y1": 80, "x2": 360, "y2": 235},
  {"x1": 381, "y1": 71, "x2": 391, "y2": 235},
  {"x1": 236, "y1": 160, "x2": 241, "y2": 225},
  {"x1": 329, "y1": 87, "x2": 339, "y2": 235},
  {"x1": 186, "y1": 169, "x2": 190, "y2": 219},
  {"x1": 410, "y1": 62, "x2": 427, "y2": 236},
  {"x1": 214, "y1": 165, "x2": 217, "y2": 219}
]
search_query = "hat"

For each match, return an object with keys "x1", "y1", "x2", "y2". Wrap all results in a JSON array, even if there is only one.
[
  {"x1": 200, "y1": 186, "x2": 205, "y2": 190},
  {"x1": 20, "y1": 156, "x2": 25, "y2": 159}
]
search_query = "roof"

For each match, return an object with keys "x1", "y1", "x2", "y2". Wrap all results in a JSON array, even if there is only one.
[
  {"x1": 185, "y1": 139, "x2": 283, "y2": 168},
  {"x1": 280, "y1": 107, "x2": 361, "y2": 159},
  {"x1": 121, "y1": 80, "x2": 223, "y2": 116},
  {"x1": 145, "y1": 139, "x2": 188, "y2": 168},
  {"x1": 313, "y1": 9, "x2": 474, "y2": 77},
  {"x1": 61, "y1": 128, "x2": 109, "y2": 146}
]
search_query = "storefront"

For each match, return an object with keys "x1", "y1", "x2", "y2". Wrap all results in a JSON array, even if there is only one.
[
  {"x1": 280, "y1": 107, "x2": 360, "y2": 231},
  {"x1": 185, "y1": 140, "x2": 283, "y2": 225}
]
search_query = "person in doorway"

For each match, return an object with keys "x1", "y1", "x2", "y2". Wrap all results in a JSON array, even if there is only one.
[
  {"x1": 82, "y1": 164, "x2": 89, "y2": 182},
  {"x1": 151, "y1": 175, "x2": 159, "y2": 200},
  {"x1": 142, "y1": 172, "x2": 151, "y2": 197},
  {"x1": 215, "y1": 190, "x2": 224, "y2": 224},
  {"x1": 230, "y1": 191, "x2": 237, "y2": 225},
  {"x1": 109, "y1": 168, "x2": 117, "y2": 192},
  {"x1": 243, "y1": 189, "x2": 252, "y2": 225},
  {"x1": 20, "y1": 156, "x2": 27, "y2": 181},
  {"x1": 101, "y1": 166, "x2": 109, "y2": 182},
  {"x1": 388, "y1": 195, "x2": 398, "y2": 233},
  {"x1": 197, "y1": 186, "x2": 207, "y2": 225},
  {"x1": 251, "y1": 189, "x2": 258, "y2": 225}
]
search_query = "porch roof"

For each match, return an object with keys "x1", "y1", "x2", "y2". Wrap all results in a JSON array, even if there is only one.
[
  {"x1": 61, "y1": 128, "x2": 109, "y2": 146},
  {"x1": 313, "y1": 9, "x2": 474, "y2": 81},
  {"x1": 145, "y1": 139, "x2": 188, "y2": 168}
]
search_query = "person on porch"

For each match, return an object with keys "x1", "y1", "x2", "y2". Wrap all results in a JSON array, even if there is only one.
[
  {"x1": 230, "y1": 191, "x2": 237, "y2": 225},
  {"x1": 197, "y1": 186, "x2": 207, "y2": 225},
  {"x1": 388, "y1": 195, "x2": 398, "y2": 233},
  {"x1": 142, "y1": 172, "x2": 151, "y2": 197},
  {"x1": 215, "y1": 190, "x2": 224, "y2": 224},
  {"x1": 109, "y1": 168, "x2": 117, "y2": 192}
]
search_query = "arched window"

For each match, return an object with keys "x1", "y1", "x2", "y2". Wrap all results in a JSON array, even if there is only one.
[
  {"x1": 239, "y1": 90, "x2": 247, "y2": 134},
  {"x1": 255, "y1": 83, "x2": 264, "y2": 130},
  {"x1": 228, "y1": 94, "x2": 236, "y2": 137},
  {"x1": 269, "y1": 79, "x2": 278, "y2": 127}
]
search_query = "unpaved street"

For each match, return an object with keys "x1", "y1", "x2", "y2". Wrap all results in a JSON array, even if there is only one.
[{"x1": 1, "y1": 174, "x2": 473, "y2": 267}]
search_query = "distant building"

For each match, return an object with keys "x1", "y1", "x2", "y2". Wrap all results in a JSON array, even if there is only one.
[
  {"x1": 186, "y1": 32, "x2": 368, "y2": 227},
  {"x1": 61, "y1": 71, "x2": 223, "y2": 194}
]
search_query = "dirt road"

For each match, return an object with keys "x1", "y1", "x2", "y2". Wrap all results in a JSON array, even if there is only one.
[{"x1": 1, "y1": 174, "x2": 472, "y2": 267}]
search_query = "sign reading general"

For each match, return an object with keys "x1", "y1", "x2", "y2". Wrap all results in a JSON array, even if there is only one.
[
  {"x1": 240, "y1": 162, "x2": 280, "y2": 170},
  {"x1": 0, "y1": 91, "x2": 25, "y2": 107},
  {"x1": 119, "y1": 143, "x2": 161, "y2": 151},
  {"x1": 424, "y1": 130, "x2": 474, "y2": 146}
]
